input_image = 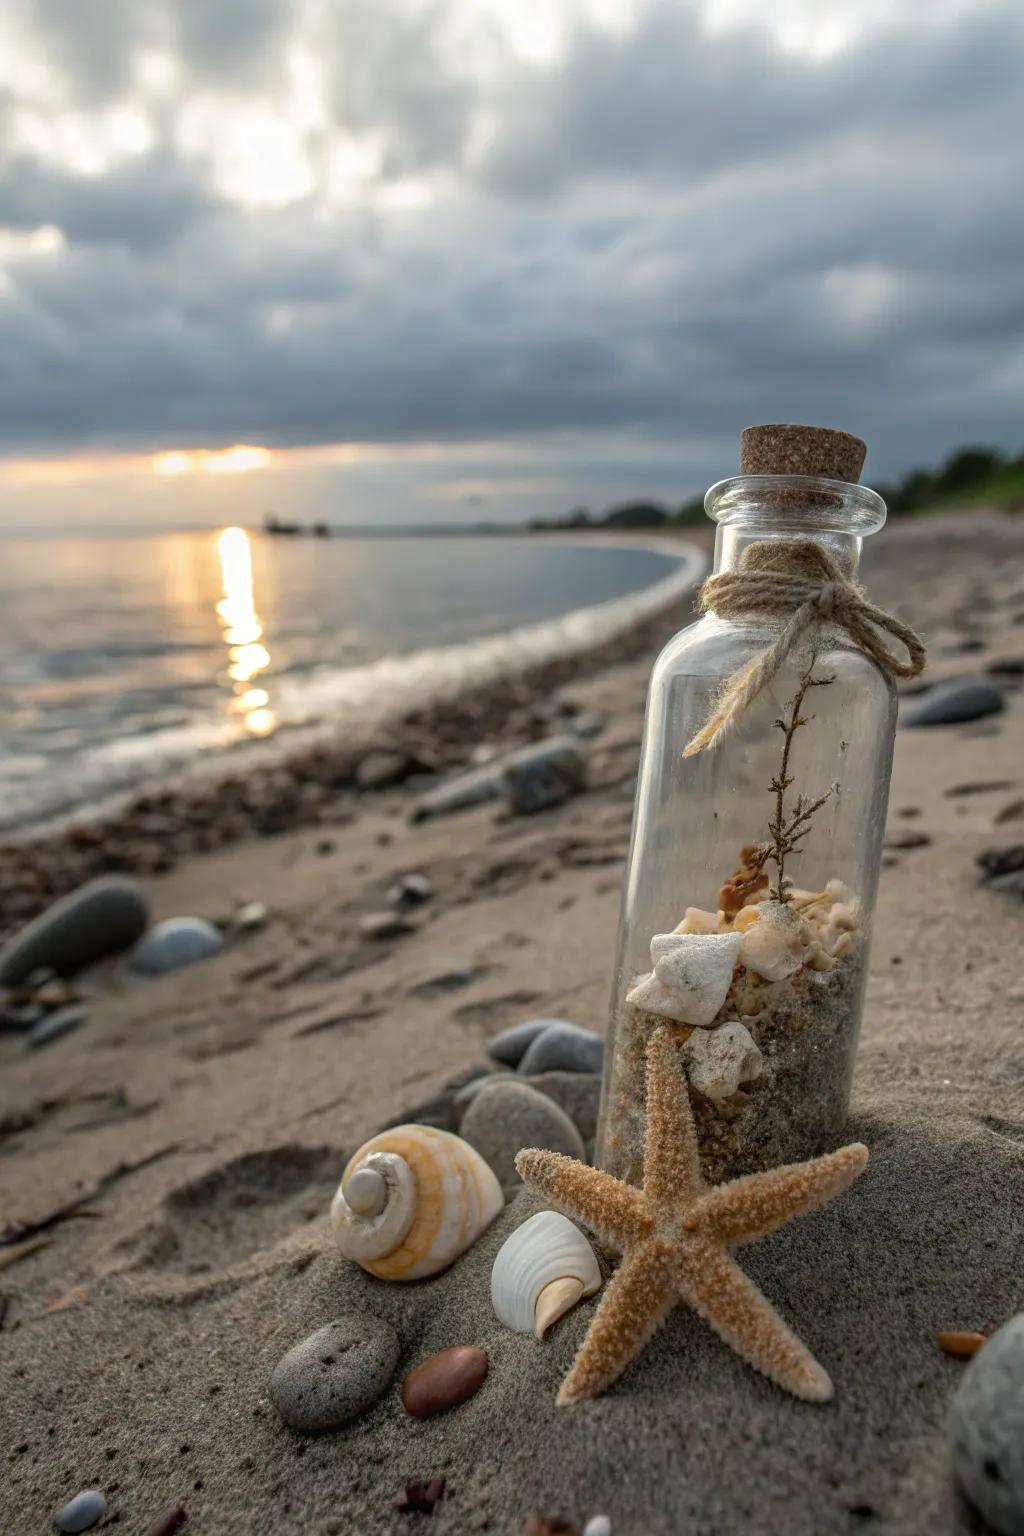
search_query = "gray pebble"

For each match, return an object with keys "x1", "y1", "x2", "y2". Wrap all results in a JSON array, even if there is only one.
[
  {"x1": 950, "y1": 1313, "x2": 1024, "y2": 1536},
  {"x1": 503, "y1": 736, "x2": 587, "y2": 816},
  {"x1": 359, "y1": 910, "x2": 415, "y2": 940},
  {"x1": 54, "y1": 1489, "x2": 106, "y2": 1532},
  {"x1": 355, "y1": 749, "x2": 409, "y2": 789},
  {"x1": 0, "y1": 877, "x2": 148, "y2": 986},
  {"x1": 488, "y1": 1018, "x2": 563, "y2": 1067},
  {"x1": 235, "y1": 901, "x2": 268, "y2": 931},
  {"x1": 130, "y1": 917, "x2": 223, "y2": 975},
  {"x1": 0, "y1": 1002, "x2": 43, "y2": 1034},
  {"x1": 456, "y1": 1069, "x2": 602, "y2": 1143},
  {"x1": 901, "y1": 677, "x2": 1005, "y2": 727},
  {"x1": 270, "y1": 1315, "x2": 400, "y2": 1432},
  {"x1": 410, "y1": 764, "x2": 504, "y2": 822},
  {"x1": 523, "y1": 1070, "x2": 603, "y2": 1142},
  {"x1": 27, "y1": 1005, "x2": 86, "y2": 1050},
  {"x1": 387, "y1": 872, "x2": 434, "y2": 907},
  {"x1": 518, "y1": 1022, "x2": 604, "y2": 1075},
  {"x1": 461, "y1": 1079, "x2": 585, "y2": 1188}
]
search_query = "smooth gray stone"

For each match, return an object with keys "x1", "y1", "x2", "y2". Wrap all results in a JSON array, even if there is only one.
[
  {"x1": 518, "y1": 1022, "x2": 604, "y2": 1076},
  {"x1": 502, "y1": 735, "x2": 587, "y2": 816},
  {"x1": 950, "y1": 1314, "x2": 1024, "y2": 1536},
  {"x1": 409, "y1": 764, "x2": 503, "y2": 822},
  {"x1": 386, "y1": 872, "x2": 434, "y2": 907},
  {"x1": 0, "y1": 877, "x2": 148, "y2": 985},
  {"x1": 130, "y1": 917, "x2": 223, "y2": 975},
  {"x1": 27, "y1": 1005, "x2": 86, "y2": 1050},
  {"x1": 0, "y1": 1003, "x2": 43, "y2": 1033},
  {"x1": 901, "y1": 677, "x2": 1005, "y2": 727},
  {"x1": 270, "y1": 1315, "x2": 400, "y2": 1433},
  {"x1": 456, "y1": 1070, "x2": 602, "y2": 1143},
  {"x1": 461, "y1": 1078, "x2": 585, "y2": 1188},
  {"x1": 523, "y1": 1071, "x2": 603, "y2": 1142},
  {"x1": 487, "y1": 1018, "x2": 564, "y2": 1067},
  {"x1": 54, "y1": 1489, "x2": 107, "y2": 1533}
]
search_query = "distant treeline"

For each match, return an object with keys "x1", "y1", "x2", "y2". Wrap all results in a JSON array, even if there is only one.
[{"x1": 528, "y1": 444, "x2": 1024, "y2": 531}]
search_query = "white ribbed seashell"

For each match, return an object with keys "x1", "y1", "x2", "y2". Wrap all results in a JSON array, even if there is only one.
[
  {"x1": 491, "y1": 1210, "x2": 602, "y2": 1338},
  {"x1": 331, "y1": 1124, "x2": 503, "y2": 1281}
]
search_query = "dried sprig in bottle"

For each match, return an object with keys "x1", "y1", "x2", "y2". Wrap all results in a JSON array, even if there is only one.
[{"x1": 596, "y1": 424, "x2": 925, "y2": 1186}]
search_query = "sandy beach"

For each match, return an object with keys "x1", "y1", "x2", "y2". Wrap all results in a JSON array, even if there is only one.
[{"x1": 3, "y1": 510, "x2": 1024, "y2": 1535}]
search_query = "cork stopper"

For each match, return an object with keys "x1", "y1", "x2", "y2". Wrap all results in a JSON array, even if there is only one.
[{"x1": 740, "y1": 424, "x2": 866, "y2": 485}]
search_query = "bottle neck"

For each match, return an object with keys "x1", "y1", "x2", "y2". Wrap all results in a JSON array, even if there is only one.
[{"x1": 713, "y1": 525, "x2": 863, "y2": 577}]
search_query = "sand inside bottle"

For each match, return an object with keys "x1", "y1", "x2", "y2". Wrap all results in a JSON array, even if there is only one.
[{"x1": 600, "y1": 880, "x2": 867, "y2": 1185}]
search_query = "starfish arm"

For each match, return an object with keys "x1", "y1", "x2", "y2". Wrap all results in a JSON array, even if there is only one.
[
  {"x1": 678, "y1": 1244, "x2": 833, "y2": 1403},
  {"x1": 643, "y1": 1024, "x2": 705, "y2": 1211},
  {"x1": 558, "y1": 1239, "x2": 676, "y2": 1405},
  {"x1": 686, "y1": 1142, "x2": 868, "y2": 1246},
  {"x1": 515, "y1": 1149, "x2": 652, "y2": 1249}
]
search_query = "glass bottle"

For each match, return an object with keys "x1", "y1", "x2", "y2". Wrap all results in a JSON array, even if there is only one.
[{"x1": 595, "y1": 449, "x2": 896, "y2": 1187}]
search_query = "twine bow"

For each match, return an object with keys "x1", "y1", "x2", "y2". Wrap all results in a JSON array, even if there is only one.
[{"x1": 683, "y1": 538, "x2": 926, "y2": 757}]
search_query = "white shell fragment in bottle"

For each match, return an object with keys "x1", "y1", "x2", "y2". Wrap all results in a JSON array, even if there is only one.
[
  {"x1": 491, "y1": 1209, "x2": 602, "y2": 1337},
  {"x1": 682, "y1": 1021, "x2": 763, "y2": 1103},
  {"x1": 331, "y1": 1124, "x2": 503, "y2": 1281},
  {"x1": 626, "y1": 930, "x2": 742, "y2": 1026},
  {"x1": 738, "y1": 901, "x2": 812, "y2": 982}
]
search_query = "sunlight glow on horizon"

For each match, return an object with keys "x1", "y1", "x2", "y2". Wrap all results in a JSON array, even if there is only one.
[{"x1": 154, "y1": 445, "x2": 274, "y2": 477}]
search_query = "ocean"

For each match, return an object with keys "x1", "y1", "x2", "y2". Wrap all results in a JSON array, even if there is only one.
[{"x1": 0, "y1": 528, "x2": 697, "y2": 830}]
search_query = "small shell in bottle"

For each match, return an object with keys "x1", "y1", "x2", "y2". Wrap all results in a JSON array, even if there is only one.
[
  {"x1": 738, "y1": 901, "x2": 812, "y2": 981},
  {"x1": 331, "y1": 1125, "x2": 503, "y2": 1281},
  {"x1": 491, "y1": 1210, "x2": 602, "y2": 1337}
]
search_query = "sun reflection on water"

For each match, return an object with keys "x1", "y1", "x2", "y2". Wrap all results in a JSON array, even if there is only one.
[{"x1": 216, "y1": 526, "x2": 277, "y2": 737}]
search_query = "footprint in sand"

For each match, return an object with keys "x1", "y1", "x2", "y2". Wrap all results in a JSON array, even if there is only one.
[{"x1": 106, "y1": 1144, "x2": 341, "y2": 1282}]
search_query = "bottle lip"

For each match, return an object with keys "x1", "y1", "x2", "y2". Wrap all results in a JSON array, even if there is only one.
[{"x1": 705, "y1": 474, "x2": 887, "y2": 536}]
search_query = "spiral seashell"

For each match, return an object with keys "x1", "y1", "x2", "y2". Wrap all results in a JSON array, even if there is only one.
[
  {"x1": 491, "y1": 1210, "x2": 602, "y2": 1338},
  {"x1": 331, "y1": 1125, "x2": 503, "y2": 1281}
]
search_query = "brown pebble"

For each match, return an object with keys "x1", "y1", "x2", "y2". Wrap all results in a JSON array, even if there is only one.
[
  {"x1": 938, "y1": 1329, "x2": 987, "y2": 1360},
  {"x1": 525, "y1": 1520, "x2": 582, "y2": 1536},
  {"x1": 401, "y1": 1346, "x2": 487, "y2": 1418},
  {"x1": 395, "y1": 1476, "x2": 446, "y2": 1514},
  {"x1": 142, "y1": 1505, "x2": 188, "y2": 1536}
]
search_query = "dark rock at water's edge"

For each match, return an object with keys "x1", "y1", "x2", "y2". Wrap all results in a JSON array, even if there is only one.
[
  {"x1": 901, "y1": 677, "x2": 1005, "y2": 727},
  {"x1": 0, "y1": 876, "x2": 148, "y2": 985}
]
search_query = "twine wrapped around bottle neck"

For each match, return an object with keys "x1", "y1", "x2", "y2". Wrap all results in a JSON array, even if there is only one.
[{"x1": 682, "y1": 538, "x2": 927, "y2": 757}]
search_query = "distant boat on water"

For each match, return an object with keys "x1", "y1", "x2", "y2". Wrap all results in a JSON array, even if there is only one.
[{"x1": 264, "y1": 513, "x2": 330, "y2": 538}]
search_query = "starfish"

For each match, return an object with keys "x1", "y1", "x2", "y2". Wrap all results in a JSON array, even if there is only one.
[{"x1": 515, "y1": 1024, "x2": 868, "y2": 1405}]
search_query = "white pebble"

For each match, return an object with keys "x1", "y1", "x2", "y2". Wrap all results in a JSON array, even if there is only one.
[{"x1": 584, "y1": 1518, "x2": 612, "y2": 1536}]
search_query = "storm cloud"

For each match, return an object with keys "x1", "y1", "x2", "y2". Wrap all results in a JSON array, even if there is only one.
[{"x1": 0, "y1": 0, "x2": 1022, "y2": 493}]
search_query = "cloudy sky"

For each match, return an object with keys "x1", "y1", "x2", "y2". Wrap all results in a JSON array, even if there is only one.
[{"x1": 0, "y1": 0, "x2": 1021, "y2": 528}]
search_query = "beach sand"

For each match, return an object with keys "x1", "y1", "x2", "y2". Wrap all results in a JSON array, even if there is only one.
[{"x1": 2, "y1": 511, "x2": 1023, "y2": 1535}]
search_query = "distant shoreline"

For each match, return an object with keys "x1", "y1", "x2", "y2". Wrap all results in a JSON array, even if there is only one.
[{"x1": 0, "y1": 535, "x2": 706, "y2": 934}]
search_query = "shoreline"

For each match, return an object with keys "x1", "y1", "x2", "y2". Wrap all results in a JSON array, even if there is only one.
[{"x1": 0, "y1": 535, "x2": 705, "y2": 938}]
